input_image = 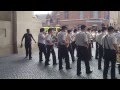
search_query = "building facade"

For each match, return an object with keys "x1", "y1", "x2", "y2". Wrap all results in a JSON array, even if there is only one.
[
  {"x1": 46, "y1": 11, "x2": 109, "y2": 29},
  {"x1": 0, "y1": 11, "x2": 42, "y2": 57}
]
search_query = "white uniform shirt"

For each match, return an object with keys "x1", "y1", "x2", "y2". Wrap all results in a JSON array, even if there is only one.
[
  {"x1": 38, "y1": 32, "x2": 45, "y2": 44},
  {"x1": 97, "y1": 32, "x2": 106, "y2": 45},
  {"x1": 75, "y1": 31, "x2": 88, "y2": 47},
  {"x1": 45, "y1": 34, "x2": 53, "y2": 45},
  {"x1": 102, "y1": 33, "x2": 117, "y2": 50},
  {"x1": 86, "y1": 32, "x2": 92, "y2": 44},
  {"x1": 114, "y1": 32, "x2": 120, "y2": 45},
  {"x1": 57, "y1": 31, "x2": 66, "y2": 45}
]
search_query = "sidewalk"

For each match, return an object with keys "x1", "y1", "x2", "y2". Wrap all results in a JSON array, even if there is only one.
[{"x1": 0, "y1": 45, "x2": 120, "y2": 79}]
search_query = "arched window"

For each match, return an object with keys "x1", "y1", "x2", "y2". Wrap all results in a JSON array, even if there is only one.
[{"x1": 93, "y1": 11, "x2": 98, "y2": 18}]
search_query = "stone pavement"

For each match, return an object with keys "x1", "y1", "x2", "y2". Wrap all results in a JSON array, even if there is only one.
[{"x1": 0, "y1": 44, "x2": 120, "y2": 79}]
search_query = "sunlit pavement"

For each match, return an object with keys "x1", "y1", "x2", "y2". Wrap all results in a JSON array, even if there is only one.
[{"x1": 0, "y1": 43, "x2": 120, "y2": 79}]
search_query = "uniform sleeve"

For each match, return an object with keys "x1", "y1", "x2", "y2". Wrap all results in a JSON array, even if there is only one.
[
  {"x1": 101, "y1": 37, "x2": 105, "y2": 48},
  {"x1": 84, "y1": 34, "x2": 88, "y2": 43},
  {"x1": 112, "y1": 36, "x2": 117, "y2": 44},
  {"x1": 46, "y1": 35, "x2": 50, "y2": 41},
  {"x1": 62, "y1": 33, "x2": 66, "y2": 41}
]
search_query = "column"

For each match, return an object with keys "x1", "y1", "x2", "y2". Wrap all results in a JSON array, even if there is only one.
[{"x1": 11, "y1": 11, "x2": 18, "y2": 54}]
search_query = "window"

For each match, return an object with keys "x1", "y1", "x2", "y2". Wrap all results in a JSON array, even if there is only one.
[
  {"x1": 93, "y1": 11, "x2": 98, "y2": 18},
  {"x1": 56, "y1": 18, "x2": 60, "y2": 24},
  {"x1": 64, "y1": 11, "x2": 69, "y2": 19},
  {"x1": 104, "y1": 11, "x2": 109, "y2": 20},
  {"x1": 80, "y1": 11, "x2": 84, "y2": 19}
]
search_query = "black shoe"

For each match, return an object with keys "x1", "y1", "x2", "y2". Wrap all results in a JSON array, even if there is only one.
[
  {"x1": 24, "y1": 56, "x2": 28, "y2": 59},
  {"x1": 111, "y1": 77, "x2": 117, "y2": 79},
  {"x1": 66, "y1": 67, "x2": 72, "y2": 70},
  {"x1": 39, "y1": 60, "x2": 43, "y2": 61},
  {"x1": 98, "y1": 67, "x2": 102, "y2": 70},
  {"x1": 86, "y1": 71, "x2": 93, "y2": 74},
  {"x1": 59, "y1": 67, "x2": 63, "y2": 70},
  {"x1": 72, "y1": 60, "x2": 75, "y2": 62},
  {"x1": 45, "y1": 63, "x2": 50, "y2": 66},
  {"x1": 53, "y1": 63, "x2": 57, "y2": 65},
  {"x1": 29, "y1": 57, "x2": 32, "y2": 60},
  {"x1": 77, "y1": 72, "x2": 82, "y2": 76}
]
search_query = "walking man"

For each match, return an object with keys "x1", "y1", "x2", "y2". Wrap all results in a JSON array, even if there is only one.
[{"x1": 21, "y1": 29, "x2": 36, "y2": 60}]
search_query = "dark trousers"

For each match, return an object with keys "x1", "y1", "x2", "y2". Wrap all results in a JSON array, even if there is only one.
[
  {"x1": 77, "y1": 46, "x2": 91, "y2": 74},
  {"x1": 58, "y1": 45, "x2": 70, "y2": 69},
  {"x1": 68, "y1": 43, "x2": 75, "y2": 62},
  {"x1": 95, "y1": 42, "x2": 99, "y2": 59},
  {"x1": 38, "y1": 43, "x2": 47, "y2": 61},
  {"x1": 91, "y1": 40, "x2": 93, "y2": 48},
  {"x1": 71, "y1": 41, "x2": 76, "y2": 57},
  {"x1": 45, "y1": 45, "x2": 57, "y2": 65},
  {"x1": 103, "y1": 49, "x2": 116, "y2": 79},
  {"x1": 98, "y1": 44, "x2": 103, "y2": 69},
  {"x1": 88, "y1": 43, "x2": 92, "y2": 60},
  {"x1": 25, "y1": 44, "x2": 32, "y2": 59}
]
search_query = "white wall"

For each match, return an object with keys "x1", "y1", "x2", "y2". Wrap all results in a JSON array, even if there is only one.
[
  {"x1": 16, "y1": 11, "x2": 42, "y2": 53},
  {"x1": 0, "y1": 21, "x2": 13, "y2": 56}
]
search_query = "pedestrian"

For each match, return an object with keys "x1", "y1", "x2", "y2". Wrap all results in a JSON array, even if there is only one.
[
  {"x1": 86, "y1": 28, "x2": 93, "y2": 60},
  {"x1": 71, "y1": 29, "x2": 77, "y2": 59},
  {"x1": 97, "y1": 27, "x2": 107, "y2": 70},
  {"x1": 95, "y1": 30, "x2": 101, "y2": 59},
  {"x1": 103, "y1": 26, "x2": 119, "y2": 79},
  {"x1": 67, "y1": 29, "x2": 75, "y2": 62},
  {"x1": 57, "y1": 26, "x2": 71, "y2": 70},
  {"x1": 45, "y1": 28, "x2": 57, "y2": 66},
  {"x1": 75, "y1": 25, "x2": 92, "y2": 76},
  {"x1": 21, "y1": 29, "x2": 36, "y2": 60},
  {"x1": 38, "y1": 28, "x2": 47, "y2": 62}
]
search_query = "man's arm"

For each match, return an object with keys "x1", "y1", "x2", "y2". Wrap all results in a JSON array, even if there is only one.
[
  {"x1": 31, "y1": 34, "x2": 36, "y2": 43},
  {"x1": 84, "y1": 34, "x2": 89, "y2": 48},
  {"x1": 21, "y1": 34, "x2": 25, "y2": 48},
  {"x1": 113, "y1": 37, "x2": 119, "y2": 53},
  {"x1": 46, "y1": 35, "x2": 53, "y2": 45}
]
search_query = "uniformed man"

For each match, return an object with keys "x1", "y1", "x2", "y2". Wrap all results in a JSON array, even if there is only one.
[
  {"x1": 75, "y1": 25, "x2": 92, "y2": 75},
  {"x1": 57, "y1": 26, "x2": 71, "y2": 70},
  {"x1": 45, "y1": 28, "x2": 57, "y2": 66},
  {"x1": 38, "y1": 28, "x2": 47, "y2": 62},
  {"x1": 21, "y1": 29, "x2": 36, "y2": 60},
  {"x1": 86, "y1": 28, "x2": 93, "y2": 60},
  {"x1": 95, "y1": 30, "x2": 101, "y2": 59},
  {"x1": 71, "y1": 29, "x2": 77, "y2": 59},
  {"x1": 67, "y1": 30, "x2": 75, "y2": 62},
  {"x1": 102, "y1": 26, "x2": 119, "y2": 79},
  {"x1": 97, "y1": 27, "x2": 107, "y2": 70}
]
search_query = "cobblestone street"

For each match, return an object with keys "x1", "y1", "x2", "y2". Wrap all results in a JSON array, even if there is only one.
[{"x1": 0, "y1": 43, "x2": 120, "y2": 79}]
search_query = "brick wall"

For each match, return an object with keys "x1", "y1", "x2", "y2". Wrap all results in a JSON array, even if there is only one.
[{"x1": 51, "y1": 11, "x2": 109, "y2": 28}]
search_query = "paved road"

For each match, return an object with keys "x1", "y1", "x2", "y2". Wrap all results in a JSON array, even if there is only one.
[{"x1": 0, "y1": 44, "x2": 120, "y2": 79}]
